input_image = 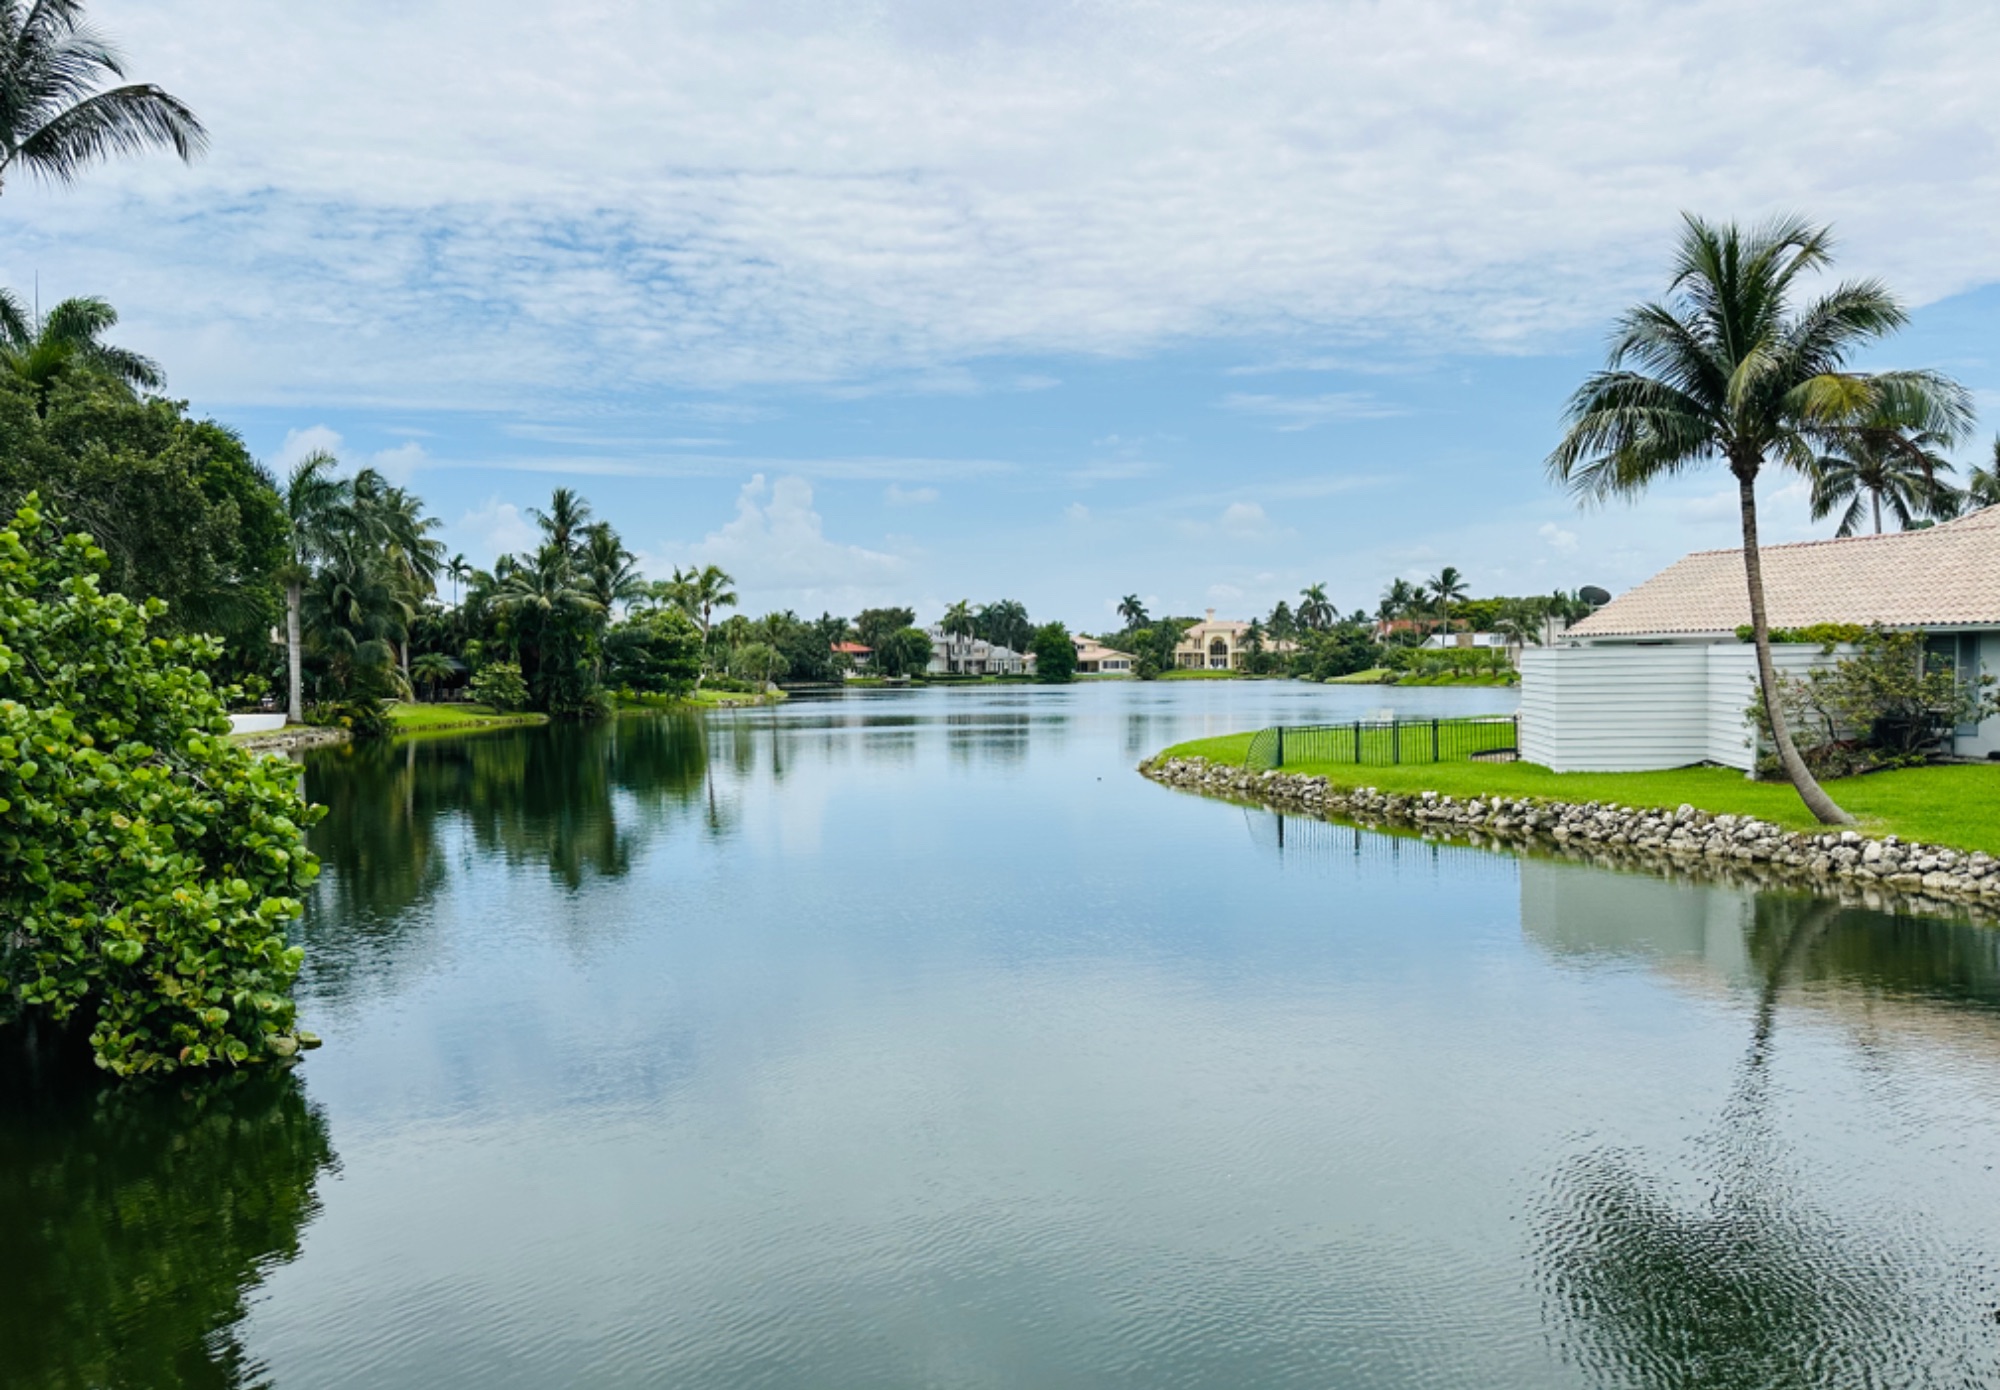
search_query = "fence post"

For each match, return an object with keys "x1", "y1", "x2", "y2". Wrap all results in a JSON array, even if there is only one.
[
  {"x1": 1392, "y1": 716, "x2": 1400, "y2": 764},
  {"x1": 1353, "y1": 720, "x2": 1361, "y2": 762},
  {"x1": 1432, "y1": 718, "x2": 1440, "y2": 762},
  {"x1": 1275, "y1": 725, "x2": 1284, "y2": 768}
]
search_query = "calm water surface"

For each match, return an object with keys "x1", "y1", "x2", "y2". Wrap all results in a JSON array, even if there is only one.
[{"x1": 7, "y1": 682, "x2": 2000, "y2": 1388}]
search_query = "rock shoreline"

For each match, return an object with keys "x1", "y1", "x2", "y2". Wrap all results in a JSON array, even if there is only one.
[
  {"x1": 233, "y1": 724, "x2": 352, "y2": 754},
  {"x1": 1142, "y1": 755, "x2": 1998, "y2": 923}
]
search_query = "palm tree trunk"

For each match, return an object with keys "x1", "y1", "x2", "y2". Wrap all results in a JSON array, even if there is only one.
[
  {"x1": 1872, "y1": 490, "x2": 1882, "y2": 535},
  {"x1": 286, "y1": 581, "x2": 304, "y2": 724},
  {"x1": 1737, "y1": 472, "x2": 1853, "y2": 824}
]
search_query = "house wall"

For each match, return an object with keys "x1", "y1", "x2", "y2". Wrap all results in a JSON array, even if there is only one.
[
  {"x1": 1521, "y1": 643, "x2": 1840, "y2": 773},
  {"x1": 1956, "y1": 635, "x2": 2000, "y2": 759}
]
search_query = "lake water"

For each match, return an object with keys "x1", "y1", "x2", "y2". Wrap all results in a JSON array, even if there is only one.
[{"x1": 7, "y1": 681, "x2": 2000, "y2": 1388}]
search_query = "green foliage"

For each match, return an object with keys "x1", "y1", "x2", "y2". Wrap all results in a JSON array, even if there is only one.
[
  {"x1": 1031, "y1": 621, "x2": 1077, "y2": 683},
  {"x1": 0, "y1": 500, "x2": 322, "y2": 1076},
  {"x1": 730, "y1": 640, "x2": 788, "y2": 687},
  {"x1": 1734, "y1": 623, "x2": 1867, "y2": 649},
  {"x1": 606, "y1": 608, "x2": 703, "y2": 696},
  {"x1": 1750, "y1": 627, "x2": 1999, "y2": 777},
  {"x1": 305, "y1": 696, "x2": 392, "y2": 738},
  {"x1": 1128, "y1": 618, "x2": 1189, "y2": 680},
  {"x1": 1298, "y1": 624, "x2": 1381, "y2": 680},
  {"x1": 874, "y1": 626, "x2": 935, "y2": 678},
  {"x1": 854, "y1": 606, "x2": 917, "y2": 654},
  {"x1": 468, "y1": 660, "x2": 531, "y2": 712},
  {"x1": 973, "y1": 598, "x2": 1033, "y2": 654}
]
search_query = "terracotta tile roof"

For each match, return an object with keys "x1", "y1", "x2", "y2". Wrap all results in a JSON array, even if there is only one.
[{"x1": 1570, "y1": 505, "x2": 2000, "y2": 638}]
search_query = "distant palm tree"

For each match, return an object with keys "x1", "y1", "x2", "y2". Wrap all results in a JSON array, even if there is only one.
[
  {"x1": 941, "y1": 600, "x2": 977, "y2": 639},
  {"x1": 579, "y1": 522, "x2": 645, "y2": 613},
  {"x1": 1548, "y1": 213, "x2": 1971, "y2": 826},
  {"x1": 446, "y1": 553, "x2": 472, "y2": 610},
  {"x1": 1297, "y1": 583, "x2": 1334, "y2": 632},
  {"x1": 670, "y1": 563, "x2": 737, "y2": 683},
  {"x1": 1964, "y1": 437, "x2": 2000, "y2": 511},
  {"x1": 1427, "y1": 566, "x2": 1469, "y2": 633},
  {"x1": 0, "y1": 291, "x2": 161, "y2": 411},
  {"x1": 531, "y1": 487, "x2": 593, "y2": 557},
  {"x1": 0, "y1": 0, "x2": 207, "y2": 196},
  {"x1": 1808, "y1": 414, "x2": 1958, "y2": 535},
  {"x1": 278, "y1": 451, "x2": 355, "y2": 722},
  {"x1": 1377, "y1": 578, "x2": 1418, "y2": 627},
  {"x1": 1117, "y1": 594, "x2": 1148, "y2": 630},
  {"x1": 409, "y1": 651, "x2": 456, "y2": 703}
]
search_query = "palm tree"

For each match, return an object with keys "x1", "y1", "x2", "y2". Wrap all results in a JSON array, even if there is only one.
[
  {"x1": 531, "y1": 487, "x2": 592, "y2": 558},
  {"x1": 301, "y1": 551, "x2": 406, "y2": 701},
  {"x1": 579, "y1": 522, "x2": 644, "y2": 614},
  {"x1": 352, "y1": 469, "x2": 443, "y2": 685},
  {"x1": 0, "y1": 0, "x2": 206, "y2": 196},
  {"x1": 1427, "y1": 566, "x2": 1469, "y2": 634},
  {"x1": 409, "y1": 651, "x2": 456, "y2": 703},
  {"x1": 1377, "y1": 578, "x2": 1418, "y2": 628},
  {"x1": 446, "y1": 553, "x2": 472, "y2": 611},
  {"x1": 278, "y1": 451, "x2": 355, "y2": 723},
  {"x1": 0, "y1": 291, "x2": 161, "y2": 411},
  {"x1": 1297, "y1": 583, "x2": 1334, "y2": 632},
  {"x1": 1809, "y1": 423, "x2": 1958, "y2": 536},
  {"x1": 1548, "y1": 213, "x2": 1972, "y2": 825},
  {"x1": 941, "y1": 599, "x2": 977, "y2": 639},
  {"x1": 669, "y1": 563, "x2": 737, "y2": 684},
  {"x1": 1963, "y1": 437, "x2": 2000, "y2": 512},
  {"x1": 1117, "y1": 594, "x2": 1148, "y2": 631}
]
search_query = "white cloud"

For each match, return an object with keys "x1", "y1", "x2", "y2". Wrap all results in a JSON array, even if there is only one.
[
  {"x1": 451, "y1": 498, "x2": 541, "y2": 565},
  {"x1": 1219, "y1": 501, "x2": 1279, "y2": 539},
  {"x1": 369, "y1": 441, "x2": 428, "y2": 483},
  {"x1": 1538, "y1": 521, "x2": 1578, "y2": 553},
  {"x1": 1220, "y1": 392, "x2": 1405, "y2": 431},
  {"x1": 686, "y1": 474, "x2": 905, "y2": 610},
  {"x1": 23, "y1": 0, "x2": 2000, "y2": 405},
  {"x1": 1064, "y1": 503, "x2": 1091, "y2": 522},
  {"x1": 884, "y1": 483, "x2": 940, "y2": 506},
  {"x1": 274, "y1": 424, "x2": 343, "y2": 470}
]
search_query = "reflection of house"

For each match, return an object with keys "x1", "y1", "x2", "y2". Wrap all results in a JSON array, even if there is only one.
[
  {"x1": 1173, "y1": 610, "x2": 1295, "y2": 670},
  {"x1": 832, "y1": 641, "x2": 872, "y2": 671},
  {"x1": 927, "y1": 627, "x2": 1027, "y2": 676},
  {"x1": 1420, "y1": 630, "x2": 1507, "y2": 650},
  {"x1": 1073, "y1": 637, "x2": 1133, "y2": 674},
  {"x1": 1522, "y1": 507, "x2": 2000, "y2": 770}
]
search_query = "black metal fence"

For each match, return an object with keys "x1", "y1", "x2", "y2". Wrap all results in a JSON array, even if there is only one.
[{"x1": 1244, "y1": 715, "x2": 1518, "y2": 770}]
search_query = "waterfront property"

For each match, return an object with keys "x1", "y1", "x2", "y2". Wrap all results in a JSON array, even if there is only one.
[
  {"x1": 1173, "y1": 609, "x2": 1296, "y2": 670},
  {"x1": 833, "y1": 640, "x2": 872, "y2": 671},
  {"x1": 1522, "y1": 505, "x2": 2000, "y2": 772},
  {"x1": 1072, "y1": 636, "x2": 1134, "y2": 674},
  {"x1": 926, "y1": 627, "x2": 1029, "y2": 675}
]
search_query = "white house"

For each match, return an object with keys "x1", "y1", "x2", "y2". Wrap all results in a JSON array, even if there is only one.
[
  {"x1": 927, "y1": 627, "x2": 1028, "y2": 676},
  {"x1": 1073, "y1": 637, "x2": 1134, "y2": 674},
  {"x1": 1521, "y1": 506, "x2": 2000, "y2": 772}
]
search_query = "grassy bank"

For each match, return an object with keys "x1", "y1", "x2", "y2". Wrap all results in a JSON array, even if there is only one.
[
  {"x1": 389, "y1": 703, "x2": 547, "y2": 736},
  {"x1": 1320, "y1": 668, "x2": 1515, "y2": 687},
  {"x1": 1154, "y1": 732, "x2": 2000, "y2": 855},
  {"x1": 684, "y1": 687, "x2": 787, "y2": 708}
]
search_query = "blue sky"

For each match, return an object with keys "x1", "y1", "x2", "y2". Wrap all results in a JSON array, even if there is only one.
[{"x1": 8, "y1": 0, "x2": 2000, "y2": 628}]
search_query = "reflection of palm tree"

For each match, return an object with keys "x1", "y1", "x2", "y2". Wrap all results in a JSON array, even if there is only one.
[{"x1": 1535, "y1": 896, "x2": 1977, "y2": 1387}]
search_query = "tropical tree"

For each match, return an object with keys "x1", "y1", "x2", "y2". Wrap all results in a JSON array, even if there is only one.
[
  {"x1": 1117, "y1": 594, "x2": 1149, "y2": 631},
  {"x1": 941, "y1": 599, "x2": 977, "y2": 639},
  {"x1": 1297, "y1": 583, "x2": 1334, "y2": 632},
  {"x1": 1377, "y1": 578, "x2": 1418, "y2": 627},
  {"x1": 496, "y1": 542, "x2": 602, "y2": 715},
  {"x1": 300, "y1": 550, "x2": 406, "y2": 704},
  {"x1": 1807, "y1": 406, "x2": 1959, "y2": 536},
  {"x1": 579, "y1": 522, "x2": 645, "y2": 614},
  {"x1": 409, "y1": 650, "x2": 456, "y2": 702},
  {"x1": 1547, "y1": 213, "x2": 1971, "y2": 824},
  {"x1": 530, "y1": 486, "x2": 592, "y2": 555},
  {"x1": 1962, "y1": 437, "x2": 2000, "y2": 511},
  {"x1": 0, "y1": 0, "x2": 207, "y2": 197},
  {"x1": 446, "y1": 553, "x2": 471, "y2": 611},
  {"x1": 1266, "y1": 599, "x2": 1295, "y2": 642},
  {"x1": 0, "y1": 291, "x2": 161, "y2": 411},
  {"x1": 671, "y1": 563, "x2": 738, "y2": 660},
  {"x1": 1427, "y1": 566, "x2": 1469, "y2": 634},
  {"x1": 975, "y1": 598, "x2": 1033, "y2": 653},
  {"x1": 1030, "y1": 621, "x2": 1077, "y2": 683},
  {"x1": 277, "y1": 452, "x2": 354, "y2": 722}
]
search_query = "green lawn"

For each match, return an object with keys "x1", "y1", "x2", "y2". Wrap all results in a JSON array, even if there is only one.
[
  {"x1": 388, "y1": 702, "x2": 547, "y2": 735},
  {"x1": 1320, "y1": 668, "x2": 1515, "y2": 687},
  {"x1": 682, "y1": 687, "x2": 787, "y2": 707},
  {"x1": 1154, "y1": 731, "x2": 2000, "y2": 855}
]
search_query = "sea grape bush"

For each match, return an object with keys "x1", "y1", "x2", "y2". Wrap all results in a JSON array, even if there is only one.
[{"x1": 0, "y1": 499, "x2": 322, "y2": 1076}]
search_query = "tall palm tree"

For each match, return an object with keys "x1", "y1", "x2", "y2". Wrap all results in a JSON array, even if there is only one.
[
  {"x1": 1427, "y1": 566, "x2": 1469, "y2": 634},
  {"x1": 941, "y1": 599, "x2": 977, "y2": 639},
  {"x1": 1548, "y1": 213, "x2": 1971, "y2": 825},
  {"x1": 446, "y1": 553, "x2": 472, "y2": 611},
  {"x1": 278, "y1": 451, "x2": 355, "y2": 723},
  {"x1": 0, "y1": 0, "x2": 207, "y2": 196},
  {"x1": 670, "y1": 563, "x2": 737, "y2": 684},
  {"x1": 1377, "y1": 578, "x2": 1418, "y2": 627},
  {"x1": 1297, "y1": 583, "x2": 1334, "y2": 632},
  {"x1": 531, "y1": 487, "x2": 592, "y2": 558},
  {"x1": 1964, "y1": 437, "x2": 2000, "y2": 512},
  {"x1": 579, "y1": 522, "x2": 644, "y2": 614},
  {"x1": 0, "y1": 290, "x2": 161, "y2": 411},
  {"x1": 353, "y1": 468, "x2": 443, "y2": 685},
  {"x1": 1808, "y1": 418, "x2": 1958, "y2": 536},
  {"x1": 1117, "y1": 594, "x2": 1148, "y2": 630}
]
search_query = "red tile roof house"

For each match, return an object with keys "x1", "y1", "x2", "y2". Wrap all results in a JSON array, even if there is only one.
[
  {"x1": 1520, "y1": 506, "x2": 2000, "y2": 772},
  {"x1": 831, "y1": 641, "x2": 872, "y2": 673}
]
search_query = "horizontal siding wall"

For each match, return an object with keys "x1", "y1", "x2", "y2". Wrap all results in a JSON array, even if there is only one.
[{"x1": 1522, "y1": 643, "x2": 1844, "y2": 773}]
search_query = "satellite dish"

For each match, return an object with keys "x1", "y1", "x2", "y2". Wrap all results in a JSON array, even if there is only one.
[{"x1": 1579, "y1": 585, "x2": 1612, "y2": 608}]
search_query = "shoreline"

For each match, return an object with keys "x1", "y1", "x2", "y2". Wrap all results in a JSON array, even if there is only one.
[{"x1": 1142, "y1": 754, "x2": 2000, "y2": 924}]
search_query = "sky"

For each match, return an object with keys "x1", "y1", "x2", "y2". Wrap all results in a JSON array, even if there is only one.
[{"x1": 7, "y1": 0, "x2": 2000, "y2": 629}]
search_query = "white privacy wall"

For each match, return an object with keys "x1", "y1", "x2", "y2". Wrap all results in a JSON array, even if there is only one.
[{"x1": 1520, "y1": 643, "x2": 1839, "y2": 773}]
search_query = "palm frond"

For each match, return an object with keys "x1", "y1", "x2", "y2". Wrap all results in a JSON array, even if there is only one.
[{"x1": 10, "y1": 83, "x2": 207, "y2": 185}]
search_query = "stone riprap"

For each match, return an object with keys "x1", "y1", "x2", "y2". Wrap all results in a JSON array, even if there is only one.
[
  {"x1": 1142, "y1": 755, "x2": 1998, "y2": 923},
  {"x1": 234, "y1": 724, "x2": 352, "y2": 754}
]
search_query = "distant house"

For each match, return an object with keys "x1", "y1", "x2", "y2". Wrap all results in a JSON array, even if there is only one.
[
  {"x1": 1521, "y1": 506, "x2": 2000, "y2": 771},
  {"x1": 927, "y1": 627, "x2": 1028, "y2": 676},
  {"x1": 832, "y1": 641, "x2": 872, "y2": 672},
  {"x1": 1073, "y1": 637, "x2": 1134, "y2": 674},
  {"x1": 1173, "y1": 610, "x2": 1295, "y2": 670}
]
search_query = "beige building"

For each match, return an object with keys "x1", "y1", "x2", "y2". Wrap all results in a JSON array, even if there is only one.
[
  {"x1": 1173, "y1": 610, "x2": 1294, "y2": 670},
  {"x1": 1072, "y1": 637, "x2": 1134, "y2": 674}
]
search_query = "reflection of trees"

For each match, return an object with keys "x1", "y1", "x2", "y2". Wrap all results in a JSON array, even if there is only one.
[
  {"x1": 0, "y1": 1067, "x2": 335, "y2": 1389},
  {"x1": 1746, "y1": 899, "x2": 2000, "y2": 1014},
  {"x1": 945, "y1": 711, "x2": 1031, "y2": 766},
  {"x1": 1536, "y1": 896, "x2": 1989, "y2": 1387}
]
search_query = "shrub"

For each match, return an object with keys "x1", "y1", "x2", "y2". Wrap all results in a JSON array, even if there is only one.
[
  {"x1": 0, "y1": 499, "x2": 322, "y2": 1076},
  {"x1": 1735, "y1": 622, "x2": 1867, "y2": 648},
  {"x1": 305, "y1": 696, "x2": 390, "y2": 738},
  {"x1": 606, "y1": 609, "x2": 703, "y2": 696},
  {"x1": 1031, "y1": 622, "x2": 1077, "y2": 683},
  {"x1": 467, "y1": 660, "x2": 530, "y2": 711}
]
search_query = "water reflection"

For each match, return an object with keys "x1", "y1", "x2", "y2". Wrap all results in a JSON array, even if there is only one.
[
  {"x1": 0, "y1": 1068, "x2": 335, "y2": 1390},
  {"x1": 1533, "y1": 892, "x2": 1997, "y2": 1386}
]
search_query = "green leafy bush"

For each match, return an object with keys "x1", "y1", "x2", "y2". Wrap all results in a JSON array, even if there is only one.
[
  {"x1": 467, "y1": 660, "x2": 530, "y2": 711},
  {"x1": 1735, "y1": 622, "x2": 1866, "y2": 649},
  {"x1": 1031, "y1": 622, "x2": 1077, "y2": 683},
  {"x1": 606, "y1": 609, "x2": 703, "y2": 695},
  {"x1": 0, "y1": 499, "x2": 322, "y2": 1076}
]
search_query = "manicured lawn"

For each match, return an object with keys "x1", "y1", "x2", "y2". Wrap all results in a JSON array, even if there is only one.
[
  {"x1": 1324, "y1": 667, "x2": 1392, "y2": 683},
  {"x1": 683, "y1": 687, "x2": 786, "y2": 707},
  {"x1": 1319, "y1": 668, "x2": 1515, "y2": 687},
  {"x1": 1154, "y1": 731, "x2": 2000, "y2": 855},
  {"x1": 388, "y1": 702, "x2": 546, "y2": 734}
]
